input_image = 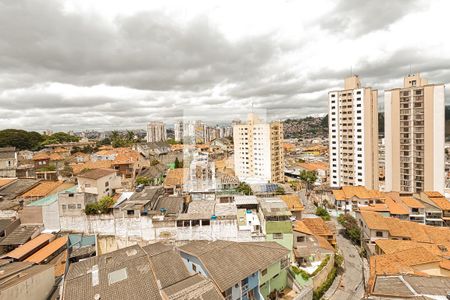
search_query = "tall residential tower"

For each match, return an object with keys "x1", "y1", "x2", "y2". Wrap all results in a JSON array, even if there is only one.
[
  {"x1": 233, "y1": 113, "x2": 284, "y2": 183},
  {"x1": 328, "y1": 75, "x2": 379, "y2": 189},
  {"x1": 384, "y1": 73, "x2": 445, "y2": 193},
  {"x1": 146, "y1": 121, "x2": 167, "y2": 143}
]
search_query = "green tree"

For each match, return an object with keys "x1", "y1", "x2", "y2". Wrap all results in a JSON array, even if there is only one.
[
  {"x1": 236, "y1": 182, "x2": 252, "y2": 195},
  {"x1": 0, "y1": 129, "x2": 44, "y2": 150},
  {"x1": 174, "y1": 157, "x2": 183, "y2": 168},
  {"x1": 315, "y1": 207, "x2": 331, "y2": 221},
  {"x1": 275, "y1": 186, "x2": 285, "y2": 195},
  {"x1": 299, "y1": 170, "x2": 317, "y2": 192},
  {"x1": 136, "y1": 176, "x2": 151, "y2": 186},
  {"x1": 41, "y1": 132, "x2": 80, "y2": 146},
  {"x1": 337, "y1": 213, "x2": 361, "y2": 244}
]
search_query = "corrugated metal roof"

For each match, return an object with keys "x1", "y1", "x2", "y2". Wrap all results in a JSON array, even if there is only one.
[
  {"x1": 25, "y1": 235, "x2": 68, "y2": 264},
  {"x1": 4, "y1": 233, "x2": 54, "y2": 260}
]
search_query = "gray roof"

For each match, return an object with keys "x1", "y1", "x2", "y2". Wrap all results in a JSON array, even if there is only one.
[
  {"x1": 372, "y1": 275, "x2": 450, "y2": 298},
  {"x1": 0, "y1": 264, "x2": 52, "y2": 292},
  {"x1": 64, "y1": 245, "x2": 162, "y2": 300},
  {"x1": 0, "y1": 261, "x2": 33, "y2": 281},
  {"x1": 0, "y1": 179, "x2": 40, "y2": 208},
  {"x1": 162, "y1": 274, "x2": 224, "y2": 300},
  {"x1": 0, "y1": 147, "x2": 16, "y2": 159},
  {"x1": 214, "y1": 203, "x2": 237, "y2": 218},
  {"x1": 115, "y1": 187, "x2": 163, "y2": 211},
  {"x1": 0, "y1": 218, "x2": 15, "y2": 232},
  {"x1": 234, "y1": 195, "x2": 258, "y2": 206},
  {"x1": 0, "y1": 225, "x2": 40, "y2": 246},
  {"x1": 143, "y1": 242, "x2": 191, "y2": 289},
  {"x1": 178, "y1": 240, "x2": 289, "y2": 292},
  {"x1": 177, "y1": 200, "x2": 215, "y2": 220},
  {"x1": 154, "y1": 196, "x2": 184, "y2": 215},
  {"x1": 258, "y1": 198, "x2": 292, "y2": 217}
]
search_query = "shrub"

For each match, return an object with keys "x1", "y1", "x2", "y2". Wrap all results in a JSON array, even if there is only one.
[
  {"x1": 291, "y1": 266, "x2": 310, "y2": 280},
  {"x1": 315, "y1": 207, "x2": 331, "y2": 221},
  {"x1": 338, "y1": 213, "x2": 361, "y2": 244},
  {"x1": 310, "y1": 255, "x2": 330, "y2": 277},
  {"x1": 84, "y1": 196, "x2": 115, "y2": 215},
  {"x1": 136, "y1": 176, "x2": 151, "y2": 186},
  {"x1": 313, "y1": 267, "x2": 337, "y2": 300}
]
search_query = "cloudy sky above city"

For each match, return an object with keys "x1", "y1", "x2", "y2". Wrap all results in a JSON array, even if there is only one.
[{"x1": 1, "y1": 0, "x2": 449, "y2": 131}]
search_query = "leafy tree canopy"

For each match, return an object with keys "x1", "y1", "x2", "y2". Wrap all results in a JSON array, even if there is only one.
[{"x1": 0, "y1": 129, "x2": 44, "y2": 150}]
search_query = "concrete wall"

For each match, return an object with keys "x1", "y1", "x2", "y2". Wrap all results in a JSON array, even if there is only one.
[
  {"x1": 20, "y1": 206, "x2": 43, "y2": 224},
  {"x1": 311, "y1": 254, "x2": 334, "y2": 290},
  {"x1": 1, "y1": 266, "x2": 54, "y2": 300},
  {"x1": 42, "y1": 201, "x2": 60, "y2": 232}
]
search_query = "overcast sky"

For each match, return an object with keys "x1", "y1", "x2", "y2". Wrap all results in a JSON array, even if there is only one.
[{"x1": 1, "y1": 0, "x2": 449, "y2": 131}]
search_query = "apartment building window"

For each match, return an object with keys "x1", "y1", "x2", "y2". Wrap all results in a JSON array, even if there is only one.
[
  {"x1": 297, "y1": 236, "x2": 305, "y2": 242},
  {"x1": 261, "y1": 268, "x2": 267, "y2": 276},
  {"x1": 376, "y1": 231, "x2": 383, "y2": 237},
  {"x1": 273, "y1": 233, "x2": 283, "y2": 239}
]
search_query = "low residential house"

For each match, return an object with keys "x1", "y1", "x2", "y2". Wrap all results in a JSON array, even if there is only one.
[
  {"x1": 58, "y1": 189, "x2": 97, "y2": 217},
  {"x1": 279, "y1": 194, "x2": 304, "y2": 220},
  {"x1": 0, "y1": 218, "x2": 20, "y2": 250},
  {"x1": 164, "y1": 168, "x2": 188, "y2": 195},
  {"x1": 18, "y1": 180, "x2": 64, "y2": 203},
  {"x1": 300, "y1": 217, "x2": 336, "y2": 247},
  {"x1": 356, "y1": 210, "x2": 450, "y2": 255},
  {"x1": 176, "y1": 200, "x2": 215, "y2": 230},
  {"x1": 113, "y1": 186, "x2": 164, "y2": 218},
  {"x1": 33, "y1": 152, "x2": 58, "y2": 180},
  {"x1": 331, "y1": 186, "x2": 385, "y2": 212},
  {"x1": 0, "y1": 262, "x2": 55, "y2": 300},
  {"x1": 216, "y1": 172, "x2": 239, "y2": 191},
  {"x1": 210, "y1": 138, "x2": 232, "y2": 153},
  {"x1": 178, "y1": 240, "x2": 290, "y2": 300},
  {"x1": 0, "y1": 147, "x2": 17, "y2": 178},
  {"x1": 110, "y1": 150, "x2": 144, "y2": 183},
  {"x1": 0, "y1": 225, "x2": 41, "y2": 253},
  {"x1": 133, "y1": 141, "x2": 171, "y2": 159},
  {"x1": 0, "y1": 178, "x2": 40, "y2": 210},
  {"x1": 76, "y1": 168, "x2": 121, "y2": 200},
  {"x1": 63, "y1": 243, "x2": 223, "y2": 300},
  {"x1": 417, "y1": 191, "x2": 450, "y2": 226},
  {"x1": 258, "y1": 198, "x2": 293, "y2": 251},
  {"x1": 234, "y1": 196, "x2": 262, "y2": 237},
  {"x1": 136, "y1": 163, "x2": 166, "y2": 186},
  {"x1": 293, "y1": 221, "x2": 334, "y2": 265},
  {"x1": 368, "y1": 274, "x2": 450, "y2": 299},
  {"x1": 25, "y1": 235, "x2": 68, "y2": 264}
]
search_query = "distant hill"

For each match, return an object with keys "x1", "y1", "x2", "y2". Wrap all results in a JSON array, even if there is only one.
[{"x1": 284, "y1": 105, "x2": 450, "y2": 140}]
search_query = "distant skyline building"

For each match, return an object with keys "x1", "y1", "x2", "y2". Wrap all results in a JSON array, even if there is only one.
[
  {"x1": 233, "y1": 113, "x2": 284, "y2": 183},
  {"x1": 328, "y1": 75, "x2": 379, "y2": 190},
  {"x1": 174, "y1": 121, "x2": 183, "y2": 142},
  {"x1": 146, "y1": 121, "x2": 167, "y2": 143},
  {"x1": 384, "y1": 73, "x2": 445, "y2": 194}
]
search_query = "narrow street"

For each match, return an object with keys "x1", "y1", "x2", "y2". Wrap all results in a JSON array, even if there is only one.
[{"x1": 327, "y1": 219, "x2": 366, "y2": 300}]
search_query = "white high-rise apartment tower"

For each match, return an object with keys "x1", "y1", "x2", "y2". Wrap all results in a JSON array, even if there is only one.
[
  {"x1": 328, "y1": 75, "x2": 379, "y2": 189},
  {"x1": 233, "y1": 113, "x2": 284, "y2": 183},
  {"x1": 385, "y1": 73, "x2": 445, "y2": 193},
  {"x1": 146, "y1": 121, "x2": 167, "y2": 143}
]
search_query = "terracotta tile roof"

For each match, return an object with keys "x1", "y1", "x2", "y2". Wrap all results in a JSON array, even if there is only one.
[
  {"x1": 0, "y1": 178, "x2": 16, "y2": 188},
  {"x1": 4, "y1": 233, "x2": 54, "y2": 260},
  {"x1": 21, "y1": 181, "x2": 64, "y2": 198},
  {"x1": 371, "y1": 247, "x2": 441, "y2": 277},
  {"x1": 164, "y1": 168, "x2": 188, "y2": 187},
  {"x1": 302, "y1": 217, "x2": 333, "y2": 237},
  {"x1": 25, "y1": 236, "x2": 68, "y2": 264},
  {"x1": 77, "y1": 168, "x2": 116, "y2": 180},
  {"x1": 112, "y1": 150, "x2": 140, "y2": 165},
  {"x1": 32, "y1": 152, "x2": 50, "y2": 160},
  {"x1": 399, "y1": 197, "x2": 424, "y2": 209},
  {"x1": 279, "y1": 194, "x2": 304, "y2": 211},
  {"x1": 360, "y1": 204, "x2": 390, "y2": 212},
  {"x1": 293, "y1": 221, "x2": 313, "y2": 235},
  {"x1": 54, "y1": 147, "x2": 68, "y2": 153},
  {"x1": 427, "y1": 197, "x2": 450, "y2": 210},
  {"x1": 297, "y1": 162, "x2": 328, "y2": 172},
  {"x1": 384, "y1": 196, "x2": 409, "y2": 215},
  {"x1": 424, "y1": 191, "x2": 444, "y2": 198},
  {"x1": 316, "y1": 235, "x2": 334, "y2": 251},
  {"x1": 440, "y1": 259, "x2": 450, "y2": 270},
  {"x1": 70, "y1": 160, "x2": 113, "y2": 175},
  {"x1": 360, "y1": 211, "x2": 389, "y2": 231},
  {"x1": 375, "y1": 239, "x2": 450, "y2": 258},
  {"x1": 49, "y1": 153, "x2": 64, "y2": 161},
  {"x1": 333, "y1": 186, "x2": 385, "y2": 201}
]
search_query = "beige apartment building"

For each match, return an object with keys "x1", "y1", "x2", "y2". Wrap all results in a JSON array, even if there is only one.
[
  {"x1": 385, "y1": 73, "x2": 445, "y2": 194},
  {"x1": 146, "y1": 121, "x2": 167, "y2": 143},
  {"x1": 233, "y1": 113, "x2": 284, "y2": 183},
  {"x1": 328, "y1": 75, "x2": 379, "y2": 189}
]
